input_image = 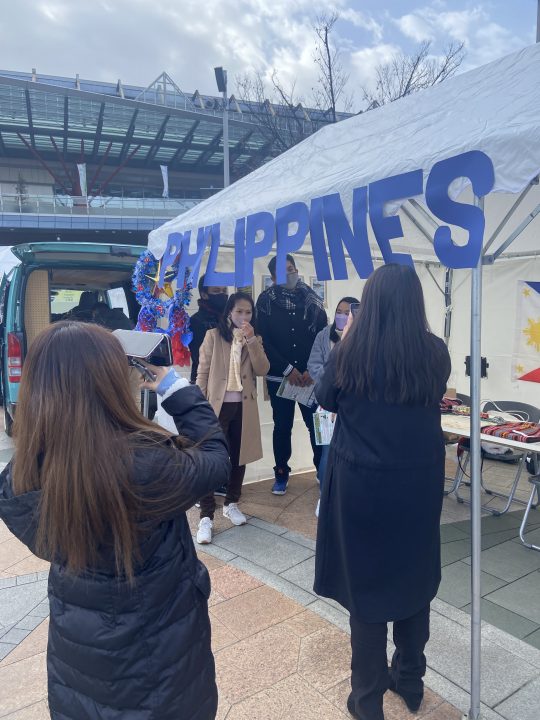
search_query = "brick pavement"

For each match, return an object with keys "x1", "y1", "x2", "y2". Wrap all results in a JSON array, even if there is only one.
[{"x1": 1, "y1": 447, "x2": 540, "y2": 718}]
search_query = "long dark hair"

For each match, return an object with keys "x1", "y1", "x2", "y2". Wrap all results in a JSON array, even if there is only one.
[
  {"x1": 336, "y1": 264, "x2": 445, "y2": 405},
  {"x1": 12, "y1": 321, "x2": 189, "y2": 580},
  {"x1": 218, "y1": 291, "x2": 256, "y2": 343},
  {"x1": 329, "y1": 296, "x2": 360, "y2": 343}
]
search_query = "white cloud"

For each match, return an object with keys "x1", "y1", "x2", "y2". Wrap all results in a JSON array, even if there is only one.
[
  {"x1": 1, "y1": 0, "x2": 330, "y2": 96},
  {"x1": 0, "y1": 0, "x2": 389, "y2": 111},
  {"x1": 340, "y1": 8, "x2": 384, "y2": 42},
  {"x1": 430, "y1": 8, "x2": 486, "y2": 41},
  {"x1": 37, "y1": 2, "x2": 69, "y2": 23},
  {"x1": 472, "y1": 21, "x2": 526, "y2": 65},
  {"x1": 395, "y1": 13, "x2": 435, "y2": 42},
  {"x1": 394, "y1": 7, "x2": 486, "y2": 44},
  {"x1": 0, "y1": 0, "x2": 531, "y2": 115},
  {"x1": 392, "y1": 4, "x2": 528, "y2": 68}
]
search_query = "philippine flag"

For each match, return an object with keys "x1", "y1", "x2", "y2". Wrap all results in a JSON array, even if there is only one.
[{"x1": 513, "y1": 281, "x2": 540, "y2": 383}]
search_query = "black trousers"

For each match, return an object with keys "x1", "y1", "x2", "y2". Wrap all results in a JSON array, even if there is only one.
[
  {"x1": 267, "y1": 380, "x2": 321, "y2": 474},
  {"x1": 349, "y1": 605, "x2": 430, "y2": 720},
  {"x1": 200, "y1": 403, "x2": 245, "y2": 520}
]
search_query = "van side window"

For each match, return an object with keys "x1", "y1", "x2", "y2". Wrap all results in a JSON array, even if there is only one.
[{"x1": 51, "y1": 290, "x2": 83, "y2": 315}]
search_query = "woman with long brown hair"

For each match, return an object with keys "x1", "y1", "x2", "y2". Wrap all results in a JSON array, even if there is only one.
[
  {"x1": 314, "y1": 264, "x2": 451, "y2": 720},
  {"x1": 0, "y1": 321, "x2": 230, "y2": 720}
]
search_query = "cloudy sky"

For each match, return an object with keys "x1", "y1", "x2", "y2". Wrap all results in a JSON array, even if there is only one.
[{"x1": 0, "y1": 0, "x2": 537, "y2": 109}]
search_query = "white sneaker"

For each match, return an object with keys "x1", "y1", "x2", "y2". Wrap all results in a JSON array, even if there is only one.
[
  {"x1": 223, "y1": 503, "x2": 247, "y2": 526},
  {"x1": 315, "y1": 499, "x2": 320, "y2": 518},
  {"x1": 196, "y1": 517, "x2": 213, "y2": 544}
]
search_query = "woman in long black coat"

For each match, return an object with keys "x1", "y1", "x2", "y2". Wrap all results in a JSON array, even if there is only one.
[
  {"x1": 314, "y1": 264, "x2": 451, "y2": 720},
  {"x1": 0, "y1": 321, "x2": 230, "y2": 720}
]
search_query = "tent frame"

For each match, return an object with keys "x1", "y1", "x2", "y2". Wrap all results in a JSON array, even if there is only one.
[
  {"x1": 409, "y1": 194, "x2": 539, "y2": 720},
  {"x1": 474, "y1": 31, "x2": 540, "y2": 720},
  {"x1": 401, "y1": 192, "x2": 540, "y2": 720},
  {"x1": 467, "y1": 197, "x2": 483, "y2": 720}
]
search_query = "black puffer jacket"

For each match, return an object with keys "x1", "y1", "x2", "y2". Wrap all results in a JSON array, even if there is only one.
[{"x1": 0, "y1": 385, "x2": 230, "y2": 720}]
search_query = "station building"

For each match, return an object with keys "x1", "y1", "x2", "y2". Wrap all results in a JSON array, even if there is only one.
[{"x1": 0, "y1": 69, "x2": 347, "y2": 248}]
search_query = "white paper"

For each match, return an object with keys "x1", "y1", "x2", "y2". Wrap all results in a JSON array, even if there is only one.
[
  {"x1": 276, "y1": 377, "x2": 316, "y2": 407},
  {"x1": 313, "y1": 408, "x2": 335, "y2": 445}
]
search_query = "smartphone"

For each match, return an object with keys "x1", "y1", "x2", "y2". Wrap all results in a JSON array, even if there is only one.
[
  {"x1": 113, "y1": 330, "x2": 173, "y2": 366},
  {"x1": 130, "y1": 359, "x2": 157, "y2": 382},
  {"x1": 350, "y1": 303, "x2": 361, "y2": 317}
]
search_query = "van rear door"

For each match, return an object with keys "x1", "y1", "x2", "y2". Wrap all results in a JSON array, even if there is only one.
[
  {"x1": 10, "y1": 242, "x2": 142, "y2": 267},
  {"x1": 7, "y1": 241, "x2": 142, "y2": 405}
]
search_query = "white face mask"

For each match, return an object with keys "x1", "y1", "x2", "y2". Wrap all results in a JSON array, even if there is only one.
[{"x1": 284, "y1": 271, "x2": 299, "y2": 290}]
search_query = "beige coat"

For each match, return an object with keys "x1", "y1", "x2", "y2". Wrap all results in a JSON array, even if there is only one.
[{"x1": 196, "y1": 328, "x2": 270, "y2": 465}]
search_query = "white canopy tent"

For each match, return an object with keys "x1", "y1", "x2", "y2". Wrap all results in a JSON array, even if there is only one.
[
  {"x1": 149, "y1": 44, "x2": 540, "y2": 263},
  {"x1": 148, "y1": 44, "x2": 540, "y2": 719}
]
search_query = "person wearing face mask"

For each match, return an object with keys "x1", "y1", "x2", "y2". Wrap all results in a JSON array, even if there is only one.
[
  {"x1": 189, "y1": 275, "x2": 230, "y2": 498},
  {"x1": 189, "y1": 274, "x2": 229, "y2": 384},
  {"x1": 308, "y1": 296, "x2": 360, "y2": 517},
  {"x1": 256, "y1": 254, "x2": 328, "y2": 495},
  {"x1": 195, "y1": 292, "x2": 270, "y2": 544}
]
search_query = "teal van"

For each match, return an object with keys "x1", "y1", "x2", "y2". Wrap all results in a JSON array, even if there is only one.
[{"x1": 0, "y1": 242, "x2": 143, "y2": 435}]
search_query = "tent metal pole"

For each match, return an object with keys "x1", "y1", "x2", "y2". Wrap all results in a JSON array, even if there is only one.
[
  {"x1": 424, "y1": 264, "x2": 445, "y2": 295},
  {"x1": 482, "y1": 181, "x2": 535, "y2": 254},
  {"x1": 402, "y1": 205, "x2": 434, "y2": 246},
  {"x1": 537, "y1": 0, "x2": 540, "y2": 43},
  {"x1": 468, "y1": 196, "x2": 484, "y2": 720},
  {"x1": 409, "y1": 198, "x2": 439, "y2": 229},
  {"x1": 444, "y1": 268, "x2": 453, "y2": 346},
  {"x1": 489, "y1": 202, "x2": 540, "y2": 261},
  {"x1": 485, "y1": 249, "x2": 540, "y2": 262}
]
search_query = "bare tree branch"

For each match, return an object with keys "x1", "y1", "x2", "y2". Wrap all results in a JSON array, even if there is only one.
[
  {"x1": 235, "y1": 70, "x2": 321, "y2": 163},
  {"x1": 312, "y1": 12, "x2": 353, "y2": 121},
  {"x1": 235, "y1": 9, "x2": 354, "y2": 162},
  {"x1": 362, "y1": 40, "x2": 465, "y2": 108}
]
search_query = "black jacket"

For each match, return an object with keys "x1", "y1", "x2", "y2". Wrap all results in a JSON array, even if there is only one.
[
  {"x1": 0, "y1": 386, "x2": 230, "y2": 720},
  {"x1": 255, "y1": 294, "x2": 327, "y2": 379},
  {"x1": 314, "y1": 338, "x2": 451, "y2": 622},
  {"x1": 189, "y1": 304, "x2": 222, "y2": 382}
]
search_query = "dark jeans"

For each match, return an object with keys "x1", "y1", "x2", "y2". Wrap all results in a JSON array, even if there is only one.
[
  {"x1": 200, "y1": 402, "x2": 245, "y2": 520},
  {"x1": 349, "y1": 605, "x2": 430, "y2": 720},
  {"x1": 267, "y1": 380, "x2": 321, "y2": 474}
]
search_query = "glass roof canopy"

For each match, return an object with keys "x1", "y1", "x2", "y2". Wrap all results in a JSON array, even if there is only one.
[{"x1": 0, "y1": 71, "x2": 344, "y2": 177}]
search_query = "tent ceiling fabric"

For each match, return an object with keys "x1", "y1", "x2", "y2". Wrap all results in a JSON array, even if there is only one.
[{"x1": 149, "y1": 43, "x2": 540, "y2": 264}]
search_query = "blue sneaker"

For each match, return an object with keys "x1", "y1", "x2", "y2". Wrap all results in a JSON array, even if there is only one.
[
  {"x1": 272, "y1": 478, "x2": 288, "y2": 495},
  {"x1": 272, "y1": 467, "x2": 289, "y2": 495}
]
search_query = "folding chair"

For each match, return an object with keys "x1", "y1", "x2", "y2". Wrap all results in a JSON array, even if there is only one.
[{"x1": 519, "y1": 476, "x2": 540, "y2": 551}]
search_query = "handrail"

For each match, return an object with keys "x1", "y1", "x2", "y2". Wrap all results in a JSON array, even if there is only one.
[{"x1": 0, "y1": 194, "x2": 200, "y2": 217}]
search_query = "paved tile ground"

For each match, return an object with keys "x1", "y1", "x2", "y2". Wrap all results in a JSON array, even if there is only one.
[
  {"x1": 1, "y1": 438, "x2": 540, "y2": 718},
  {"x1": 216, "y1": 457, "x2": 540, "y2": 652},
  {"x1": 0, "y1": 546, "x2": 463, "y2": 719}
]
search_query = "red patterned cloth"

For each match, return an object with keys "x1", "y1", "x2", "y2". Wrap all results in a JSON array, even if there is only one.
[
  {"x1": 482, "y1": 422, "x2": 540, "y2": 442},
  {"x1": 440, "y1": 397, "x2": 462, "y2": 413}
]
